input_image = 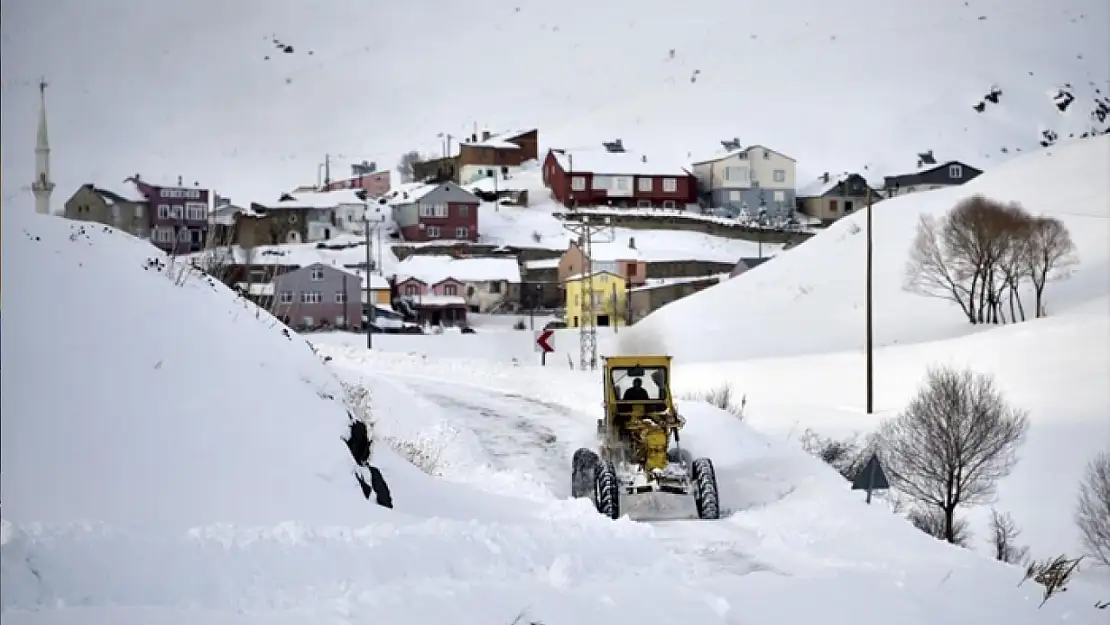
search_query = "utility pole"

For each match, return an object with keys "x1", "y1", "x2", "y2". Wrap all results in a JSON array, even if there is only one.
[
  {"x1": 324, "y1": 153, "x2": 332, "y2": 187},
  {"x1": 365, "y1": 216, "x2": 373, "y2": 350},
  {"x1": 865, "y1": 187, "x2": 874, "y2": 414},
  {"x1": 563, "y1": 217, "x2": 614, "y2": 371}
]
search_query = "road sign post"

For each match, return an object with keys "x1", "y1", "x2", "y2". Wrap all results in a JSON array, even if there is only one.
[
  {"x1": 534, "y1": 328, "x2": 555, "y2": 366},
  {"x1": 850, "y1": 453, "x2": 890, "y2": 505}
]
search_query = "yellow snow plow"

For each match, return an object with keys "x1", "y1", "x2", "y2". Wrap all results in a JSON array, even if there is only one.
[{"x1": 571, "y1": 355, "x2": 720, "y2": 520}]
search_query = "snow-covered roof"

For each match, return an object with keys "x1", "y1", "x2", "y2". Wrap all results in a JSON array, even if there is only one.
[
  {"x1": 380, "y1": 182, "x2": 439, "y2": 206},
  {"x1": 347, "y1": 268, "x2": 390, "y2": 290},
  {"x1": 92, "y1": 180, "x2": 147, "y2": 204},
  {"x1": 462, "y1": 129, "x2": 533, "y2": 150},
  {"x1": 286, "y1": 189, "x2": 367, "y2": 207},
  {"x1": 689, "y1": 144, "x2": 796, "y2": 166},
  {"x1": 629, "y1": 274, "x2": 725, "y2": 293},
  {"x1": 552, "y1": 150, "x2": 690, "y2": 177},
  {"x1": 395, "y1": 255, "x2": 522, "y2": 285},
  {"x1": 796, "y1": 173, "x2": 851, "y2": 198},
  {"x1": 565, "y1": 270, "x2": 624, "y2": 282},
  {"x1": 209, "y1": 204, "x2": 255, "y2": 225}
]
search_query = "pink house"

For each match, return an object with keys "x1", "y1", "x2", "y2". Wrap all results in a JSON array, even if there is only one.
[{"x1": 395, "y1": 277, "x2": 468, "y2": 326}]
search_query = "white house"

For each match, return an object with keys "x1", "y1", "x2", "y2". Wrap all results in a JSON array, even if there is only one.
[
  {"x1": 393, "y1": 255, "x2": 522, "y2": 312},
  {"x1": 286, "y1": 189, "x2": 370, "y2": 234},
  {"x1": 690, "y1": 144, "x2": 797, "y2": 219}
]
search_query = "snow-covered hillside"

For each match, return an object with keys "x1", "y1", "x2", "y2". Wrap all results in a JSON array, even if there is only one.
[
  {"x1": 5, "y1": 207, "x2": 1107, "y2": 623},
  {"x1": 3, "y1": 0, "x2": 1107, "y2": 202},
  {"x1": 627, "y1": 136, "x2": 1110, "y2": 362}
]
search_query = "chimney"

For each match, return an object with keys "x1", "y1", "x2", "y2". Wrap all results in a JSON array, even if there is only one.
[
  {"x1": 822, "y1": 172, "x2": 830, "y2": 183},
  {"x1": 641, "y1": 155, "x2": 647, "y2": 163},
  {"x1": 628, "y1": 236, "x2": 636, "y2": 249},
  {"x1": 177, "y1": 175, "x2": 183, "y2": 186},
  {"x1": 481, "y1": 130, "x2": 491, "y2": 141}
]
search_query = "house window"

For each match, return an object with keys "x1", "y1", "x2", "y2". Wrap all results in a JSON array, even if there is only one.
[
  {"x1": 773, "y1": 190, "x2": 785, "y2": 202},
  {"x1": 178, "y1": 228, "x2": 190, "y2": 241},
  {"x1": 662, "y1": 178, "x2": 677, "y2": 192},
  {"x1": 153, "y1": 227, "x2": 172, "y2": 242},
  {"x1": 662, "y1": 200, "x2": 677, "y2": 209},
  {"x1": 427, "y1": 225, "x2": 441, "y2": 238},
  {"x1": 311, "y1": 268, "x2": 325, "y2": 281},
  {"x1": 171, "y1": 205, "x2": 184, "y2": 219},
  {"x1": 418, "y1": 204, "x2": 433, "y2": 217},
  {"x1": 444, "y1": 284, "x2": 458, "y2": 296},
  {"x1": 335, "y1": 291, "x2": 347, "y2": 304},
  {"x1": 185, "y1": 202, "x2": 206, "y2": 220},
  {"x1": 405, "y1": 284, "x2": 419, "y2": 295},
  {"x1": 434, "y1": 204, "x2": 447, "y2": 217},
  {"x1": 829, "y1": 199, "x2": 840, "y2": 213},
  {"x1": 614, "y1": 177, "x2": 630, "y2": 192},
  {"x1": 302, "y1": 316, "x2": 314, "y2": 327},
  {"x1": 773, "y1": 170, "x2": 786, "y2": 182},
  {"x1": 724, "y1": 167, "x2": 748, "y2": 182},
  {"x1": 455, "y1": 227, "x2": 469, "y2": 239},
  {"x1": 949, "y1": 164, "x2": 963, "y2": 178},
  {"x1": 335, "y1": 315, "x2": 346, "y2": 327},
  {"x1": 637, "y1": 200, "x2": 652, "y2": 208},
  {"x1": 457, "y1": 205, "x2": 469, "y2": 218},
  {"x1": 728, "y1": 190, "x2": 741, "y2": 202},
  {"x1": 489, "y1": 281, "x2": 501, "y2": 294},
  {"x1": 593, "y1": 176, "x2": 611, "y2": 190},
  {"x1": 157, "y1": 204, "x2": 170, "y2": 219},
  {"x1": 300, "y1": 291, "x2": 322, "y2": 304},
  {"x1": 136, "y1": 204, "x2": 145, "y2": 218},
  {"x1": 637, "y1": 178, "x2": 652, "y2": 192},
  {"x1": 279, "y1": 291, "x2": 294, "y2": 304},
  {"x1": 845, "y1": 201, "x2": 855, "y2": 212},
  {"x1": 190, "y1": 229, "x2": 202, "y2": 244},
  {"x1": 571, "y1": 176, "x2": 586, "y2": 191}
]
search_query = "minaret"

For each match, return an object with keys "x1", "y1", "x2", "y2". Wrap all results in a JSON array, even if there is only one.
[{"x1": 32, "y1": 78, "x2": 55, "y2": 215}]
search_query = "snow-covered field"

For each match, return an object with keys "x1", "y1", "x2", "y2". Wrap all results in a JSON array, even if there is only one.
[{"x1": 5, "y1": 183, "x2": 1109, "y2": 623}]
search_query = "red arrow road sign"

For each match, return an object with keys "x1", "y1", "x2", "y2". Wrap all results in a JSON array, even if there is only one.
[{"x1": 535, "y1": 329, "x2": 555, "y2": 353}]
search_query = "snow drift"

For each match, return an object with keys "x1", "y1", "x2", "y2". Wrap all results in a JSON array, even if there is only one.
[
  {"x1": 628, "y1": 136, "x2": 1110, "y2": 363},
  {"x1": 4, "y1": 209, "x2": 1107, "y2": 623}
]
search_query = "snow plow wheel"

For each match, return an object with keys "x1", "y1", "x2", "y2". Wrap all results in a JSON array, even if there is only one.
[
  {"x1": 594, "y1": 460, "x2": 621, "y2": 520},
  {"x1": 571, "y1": 448, "x2": 599, "y2": 498},
  {"x1": 691, "y1": 458, "x2": 720, "y2": 520}
]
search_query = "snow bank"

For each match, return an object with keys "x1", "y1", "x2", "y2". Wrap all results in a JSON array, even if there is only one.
[{"x1": 629, "y1": 136, "x2": 1110, "y2": 362}]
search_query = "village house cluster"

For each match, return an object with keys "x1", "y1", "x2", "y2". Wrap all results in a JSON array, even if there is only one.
[{"x1": 58, "y1": 122, "x2": 984, "y2": 333}]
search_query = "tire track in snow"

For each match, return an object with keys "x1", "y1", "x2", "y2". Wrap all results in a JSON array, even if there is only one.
[{"x1": 399, "y1": 378, "x2": 584, "y2": 498}]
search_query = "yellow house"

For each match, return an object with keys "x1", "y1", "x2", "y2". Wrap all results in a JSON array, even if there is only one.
[
  {"x1": 357, "y1": 270, "x2": 392, "y2": 306},
  {"x1": 564, "y1": 270, "x2": 628, "y2": 328}
]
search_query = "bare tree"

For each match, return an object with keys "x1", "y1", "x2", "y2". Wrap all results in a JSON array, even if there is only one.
[
  {"x1": 907, "y1": 505, "x2": 971, "y2": 546},
  {"x1": 1023, "y1": 216, "x2": 1078, "y2": 318},
  {"x1": 1076, "y1": 450, "x2": 1110, "y2": 567},
  {"x1": 905, "y1": 196, "x2": 1077, "y2": 325},
  {"x1": 396, "y1": 150, "x2": 424, "y2": 183},
  {"x1": 904, "y1": 213, "x2": 975, "y2": 322},
  {"x1": 988, "y1": 508, "x2": 1030, "y2": 564},
  {"x1": 877, "y1": 365, "x2": 1029, "y2": 544}
]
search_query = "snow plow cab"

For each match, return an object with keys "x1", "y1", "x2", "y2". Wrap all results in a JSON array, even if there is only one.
[{"x1": 570, "y1": 355, "x2": 720, "y2": 520}]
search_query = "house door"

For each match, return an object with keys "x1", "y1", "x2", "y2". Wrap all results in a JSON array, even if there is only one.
[{"x1": 598, "y1": 315, "x2": 610, "y2": 327}]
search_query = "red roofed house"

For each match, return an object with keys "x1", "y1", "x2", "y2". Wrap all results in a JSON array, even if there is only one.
[{"x1": 542, "y1": 141, "x2": 697, "y2": 210}]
